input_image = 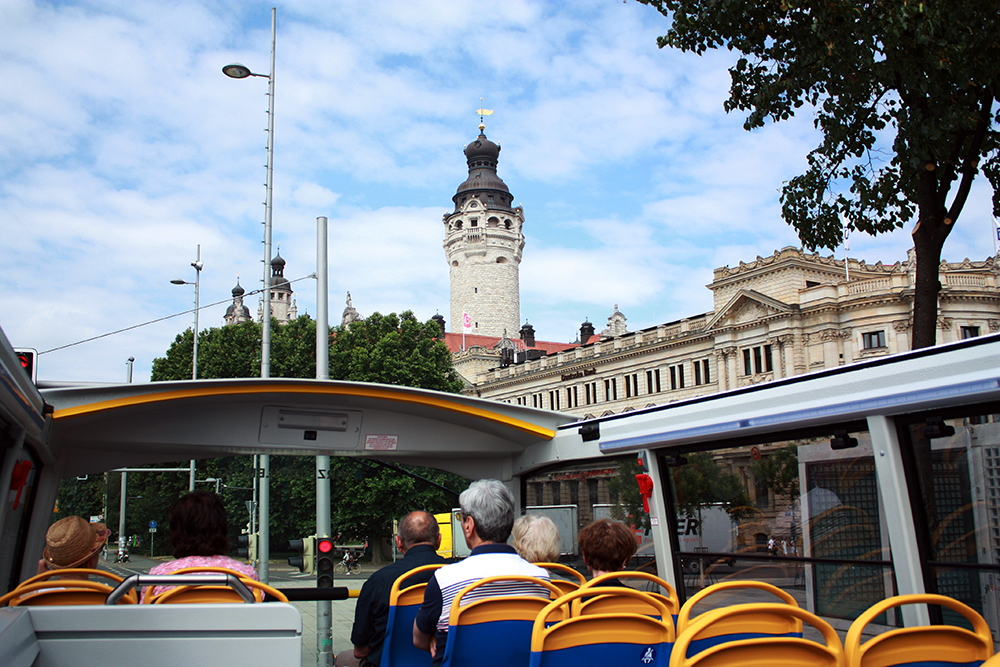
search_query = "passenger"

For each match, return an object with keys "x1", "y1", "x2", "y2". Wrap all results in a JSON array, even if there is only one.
[
  {"x1": 413, "y1": 480, "x2": 550, "y2": 665},
  {"x1": 335, "y1": 511, "x2": 446, "y2": 667},
  {"x1": 512, "y1": 514, "x2": 561, "y2": 563},
  {"x1": 577, "y1": 518, "x2": 637, "y2": 587},
  {"x1": 37, "y1": 515, "x2": 111, "y2": 577},
  {"x1": 142, "y1": 491, "x2": 258, "y2": 602}
]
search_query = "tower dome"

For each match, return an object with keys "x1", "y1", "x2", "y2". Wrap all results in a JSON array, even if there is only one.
[{"x1": 453, "y1": 125, "x2": 512, "y2": 209}]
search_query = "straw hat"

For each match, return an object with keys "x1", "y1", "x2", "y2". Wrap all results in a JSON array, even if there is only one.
[{"x1": 42, "y1": 516, "x2": 110, "y2": 569}]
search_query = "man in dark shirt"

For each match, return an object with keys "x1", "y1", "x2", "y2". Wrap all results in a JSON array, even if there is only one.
[{"x1": 335, "y1": 511, "x2": 446, "y2": 667}]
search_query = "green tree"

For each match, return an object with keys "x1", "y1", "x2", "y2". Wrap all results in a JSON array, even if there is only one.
[
  {"x1": 750, "y1": 443, "x2": 800, "y2": 506},
  {"x1": 671, "y1": 452, "x2": 753, "y2": 519},
  {"x1": 330, "y1": 311, "x2": 465, "y2": 392},
  {"x1": 638, "y1": 0, "x2": 1000, "y2": 348}
]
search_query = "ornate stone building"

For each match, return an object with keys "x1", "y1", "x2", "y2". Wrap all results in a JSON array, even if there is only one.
[
  {"x1": 254, "y1": 251, "x2": 297, "y2": 325},
  {"x1": 444, "y1": 122, "x2": 525, "y2": 339},
  {"x1": 456, "y1": 247, "x2": 999, "y2": 417}
]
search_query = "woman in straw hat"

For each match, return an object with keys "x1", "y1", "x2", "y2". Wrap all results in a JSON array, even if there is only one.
[
  {"x1": 143, "y1": 491, "x2": 258, "y2": 601},
  {"x1": 38, "y1": 515, "x2": 111, "y2": 577}
]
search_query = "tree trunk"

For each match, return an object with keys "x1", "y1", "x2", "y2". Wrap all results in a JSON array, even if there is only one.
[{"x1": 910, "y1": 169, "x2": 953, "y2": 350}]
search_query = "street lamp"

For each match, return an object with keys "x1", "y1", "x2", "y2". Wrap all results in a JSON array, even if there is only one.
[
  {"x1": 223, "y1": 6, "x2": 276, "y2": 587},
  {"x1": 172, "y1": 244, "x2": 203, "y2": 493},
  {"x1": 196, "y1": 478, "x2": 221, "y2": 494},
  {"x1": 223, "y1": 8, "x2": 275, "y2": 381},
  {"x1": 170, "y1": 244, "x2": 203, "y2": 381}
]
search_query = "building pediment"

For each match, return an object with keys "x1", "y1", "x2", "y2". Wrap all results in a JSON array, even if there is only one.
[{"x1": 704, "y1": 289, "x2": 793, "y2": 331}]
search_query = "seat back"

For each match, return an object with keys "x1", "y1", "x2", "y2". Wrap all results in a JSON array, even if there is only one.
[
  {"x1": 677, "y1": 580, "x2": 800, "y2": 656},
  {"x1": 440, "y1": 575, "x2": 561, "y2": 667},
  {"x1": 149, "y1": 578, "x2": 287, "y2": 604},
  {"x1": 17, "y1": 568, "x2": 125, "y2": 588},
  {"x1": 845, "y1": 594, "x2": 994, "y2": 667},
  {"x1": 0, "y1": 580, "x2": 136, "y2": 607},
  {"x1": 576, "y1": 571, "x2": 679, "y2": 618},
  {"x1": 534, "y1": 563, "x2": 583, "y2": 596},
  {"x1": 530, "y1": 588, "x2": 674, "y2": 667},
  {"x1": 381, "y1": 564, "x2": 442, "y2": 667},
  {"x1": 673, "y1": 603, "x2": 843, "y2": 667}
]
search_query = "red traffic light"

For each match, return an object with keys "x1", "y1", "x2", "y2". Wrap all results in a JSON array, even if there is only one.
[{"x1": 317, "y1": 538, "x2": 333, "y2": 553}]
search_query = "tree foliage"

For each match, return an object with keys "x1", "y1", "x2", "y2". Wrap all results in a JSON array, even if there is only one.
[
  {"x1": 638, "y1": 0, "x2": 1000, "y2": 347},
  {"x1": 330, "y1": 311, "x2": 465, "y2": 392},
  {"x1": 671, "y1": 452, "x2": 753, "y2": 519},
  {"x1": 750, "y1": 443, "x2": 800, "y2": 502}
]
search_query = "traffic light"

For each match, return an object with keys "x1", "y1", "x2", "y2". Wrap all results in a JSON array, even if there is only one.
[
  {"x1": 316, "y1": 537, "x2": 335, "y2": 588},
  {"x1": 288, "y1": 536, "x2": 315, "y2": 575},
  {"x1": 14, "y1": 348, "x2": 37, "y2": 383},
  {"x1": 238, "y1": 532, "x2": 258, "y2": 563}
]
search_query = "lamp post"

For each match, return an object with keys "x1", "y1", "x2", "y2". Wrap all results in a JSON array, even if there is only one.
[
  {"x1": 223, "y1": 6, "x2": 276, "y2": 586},
  {"x1": 170, "y1": 244, "x2": 204, "y2": 381},
  {"x1": 171, "y1": 244, "x2": 203, "y2": 493}
]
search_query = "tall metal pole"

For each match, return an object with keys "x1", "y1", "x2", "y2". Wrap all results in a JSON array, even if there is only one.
[
  {"x1": 223, "y1": 5, "x2": 276, "y2": 585},
  {"x1": 189, "y1": 246, "x2": 202, "y2": 492},
  {"x1": 118, "y1": 472, "x2": 127, "y2": 560},
  {"x1": 257, "y1": 5, "x2": 276, "y2": 586},
  {"x1": 316, "y1": 216, "x2": 332, "y2": 665}
]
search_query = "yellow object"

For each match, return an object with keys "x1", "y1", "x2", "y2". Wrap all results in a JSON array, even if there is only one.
[
  {"x1": 435, "y1": 512, "x2": 453, "y2": 558},
  {"x1": 844, "y1": 594, "x2": 993, "y2": 667},
  {"x1": 1, "y1": 579, "x2": 136, "y2": 606},
  {"x1": 677, "y1": 580, "x2": 799, "y2": 635},
  {"x1": 671, "y1": 603, "x2": 844, "y2": 667}
]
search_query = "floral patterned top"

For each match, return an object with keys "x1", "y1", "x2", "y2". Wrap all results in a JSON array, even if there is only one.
[{"x1": 143, "y1": 554, "x2": 259, "y2": 602}]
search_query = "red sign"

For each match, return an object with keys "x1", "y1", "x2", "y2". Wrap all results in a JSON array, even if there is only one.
[{"x1": 750, "y1": 446, "x2": 761, "y2": 460}]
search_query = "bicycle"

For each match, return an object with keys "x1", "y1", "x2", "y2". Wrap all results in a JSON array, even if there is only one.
[{"x1": 335, "y1": 550, "x2": 361, "y2": 575}]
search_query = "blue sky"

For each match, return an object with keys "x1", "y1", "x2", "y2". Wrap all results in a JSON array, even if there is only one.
[{"x1": 2, "y1": 0, "x2": 996, "y2": 383}]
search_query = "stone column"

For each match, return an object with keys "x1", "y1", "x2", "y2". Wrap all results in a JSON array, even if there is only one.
[{"x1": 893, "y1": 320, "x2": 911, "y2": 353}]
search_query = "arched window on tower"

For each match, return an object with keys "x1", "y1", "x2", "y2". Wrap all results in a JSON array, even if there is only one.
[
  {"x1": 487, "y1": 217, "x2": 499, "y2": 228},
  {"x1": 496, "y1": 257, "x2": 508, "y2": 264},
  {"x1": 504, "y1": 219, "x2": 512, "y2": 229}
]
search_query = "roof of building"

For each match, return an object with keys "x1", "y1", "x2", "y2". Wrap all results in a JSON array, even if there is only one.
[{"x1": 441, "y1": 332, "x2": 580, "y2": 355}]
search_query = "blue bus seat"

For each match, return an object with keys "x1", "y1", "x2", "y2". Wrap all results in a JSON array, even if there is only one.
[
  {"x1": 381, "y1": 564, "x2": 443, "y2": 667},
  {"x1": 530, "y1": 587, "x2": 674, "y2": 667},
  {"x1": 676, "y1": 580, "x2": 800, "y2": 656},
  {"x1": 439, "y1": 575, "x2": 561, "y2": 667},
  {"x1": 672, "y1": 603, "x2": 843, "y2": 667},
  {"x1": 845, "y1": 594, "x2": 994, "y2": 667}
]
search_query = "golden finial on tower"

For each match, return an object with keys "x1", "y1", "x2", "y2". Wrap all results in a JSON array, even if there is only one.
[{"x1": 476, "y1": 97, "x2": 493, "y2": 132}]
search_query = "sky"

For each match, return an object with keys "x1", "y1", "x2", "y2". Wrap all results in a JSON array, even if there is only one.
[{"x1": 2, "y1": 0, "x2": 997, "y2": 384}]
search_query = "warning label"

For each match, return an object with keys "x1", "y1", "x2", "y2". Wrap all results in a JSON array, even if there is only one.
[{"x1": 364, "y1": 434, "x2": 398, "y2": 451}]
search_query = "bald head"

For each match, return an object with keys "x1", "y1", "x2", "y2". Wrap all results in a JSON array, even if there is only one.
[{"x1": 397, "y1": 511, "x2": 440, "y2": 550}]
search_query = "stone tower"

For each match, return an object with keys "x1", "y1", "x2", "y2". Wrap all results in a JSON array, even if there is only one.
[
  {"x1": 443, "y1": 122, "x2": 525, "y2": 338},
  {"x1": 223, "y1": 277, "x2": 252, "y2": 325},
  {"x1": 258, "y1": 250, "x2": 297, "y2": 324}
]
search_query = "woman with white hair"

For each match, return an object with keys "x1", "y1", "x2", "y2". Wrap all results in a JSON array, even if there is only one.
[{"x1": 512, "y1": 514, "x2": 561, "y2": 563}]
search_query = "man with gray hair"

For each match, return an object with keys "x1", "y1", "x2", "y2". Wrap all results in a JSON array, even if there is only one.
[
  {"x1": 336, "y1": 511, "x2": 445, "y2": 667},
  {"x1": 413, "y1": 480, "x2": 550, "y2": 665}
]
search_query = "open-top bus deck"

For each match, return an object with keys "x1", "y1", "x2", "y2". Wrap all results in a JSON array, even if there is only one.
[{"x1": 2, "y1": 323, "x2": 999, "y2": 664}]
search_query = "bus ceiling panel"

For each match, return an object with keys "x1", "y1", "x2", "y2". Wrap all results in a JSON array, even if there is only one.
[
  {"x1": 597, "y1": 337, "x2": 1000, "y2": 454},
  {"x1": 42, "y1": 379, "x2": 571, "y2": 475}
]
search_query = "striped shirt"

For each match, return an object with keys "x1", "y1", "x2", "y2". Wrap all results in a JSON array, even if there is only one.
[{"x1": 414, "y1": 543, "x2": 550, "y2": 665}]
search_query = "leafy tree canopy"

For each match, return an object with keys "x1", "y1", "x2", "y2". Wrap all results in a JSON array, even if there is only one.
[{"x1": 638, "y1": 0, "x2": 1000, "y2": 347}]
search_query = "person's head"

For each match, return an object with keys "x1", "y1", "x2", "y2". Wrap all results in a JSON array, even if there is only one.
[
  {"x1": 396, "y1": 511, "x2": 441, "y2": 552},
  {"x1": 459, "y1": 479, "x2": 515, "y2": 544},
  {"x1": 42, "y1": 516, "x2": 110, "y2": 570},
  {"x1": 577, "y1": 518, "x2": 636, "y2": 575},
  {"x1": 512, "y1": 514, "x2": 560, "y2": 563},
  {"x1": 168, "y1": 491, "x2": 230, "y2": 558}
]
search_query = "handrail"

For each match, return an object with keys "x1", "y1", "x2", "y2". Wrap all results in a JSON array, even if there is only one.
[{"x1": 107, "y1": 573, "x2": 255, "y2": 605}]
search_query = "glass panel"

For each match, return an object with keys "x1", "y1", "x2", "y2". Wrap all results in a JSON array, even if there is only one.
[
  {"x1": 904, "y1": 409, "x2": 1000, "y2": 637},
  {"x1": 666, "y1": 430, "x2": 895, "y2": 624}
]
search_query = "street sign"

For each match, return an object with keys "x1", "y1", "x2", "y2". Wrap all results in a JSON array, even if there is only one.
[
  {"x1": 149, "y1": 520, "x2": 157, "y2": 529},
  {"x1": 149, "y1": 528, "x2": 157, "y2": 533}
]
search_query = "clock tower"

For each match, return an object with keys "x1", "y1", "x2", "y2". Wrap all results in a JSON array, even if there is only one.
[{"x1": 443, "y1": 121, "x2": 524, "y2": 338}]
